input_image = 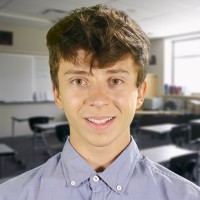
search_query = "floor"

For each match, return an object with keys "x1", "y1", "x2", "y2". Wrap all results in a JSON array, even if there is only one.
[{"x1": 0, "y1": 134, "x2": 62, "y2": 179}]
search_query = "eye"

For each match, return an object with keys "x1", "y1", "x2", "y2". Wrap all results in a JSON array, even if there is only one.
[
  {"x1": 110, "y1": 78, "x2": 123, "y2": 85},
  {"x1": 71, "y1": 79, "x2": 87, "y2": 86}
]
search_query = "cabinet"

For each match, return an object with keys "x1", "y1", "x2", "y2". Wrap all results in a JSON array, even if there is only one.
[{"x1": 145, "y1": 74, "x2": 157, "y2": 97}]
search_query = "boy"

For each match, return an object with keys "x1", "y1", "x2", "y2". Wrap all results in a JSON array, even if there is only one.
[{"x1": 0, "y1": 4, "x2": 200, "y2": 200}]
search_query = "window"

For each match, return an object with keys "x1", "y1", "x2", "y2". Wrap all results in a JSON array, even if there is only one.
[{"x1": 172, "y1": 38, "x2": 200, "y2": 94}]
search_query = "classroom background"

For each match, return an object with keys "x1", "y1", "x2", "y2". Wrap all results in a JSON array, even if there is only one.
[{"x1": 0, "y1": 0, "x2": 200, "y2": 186}]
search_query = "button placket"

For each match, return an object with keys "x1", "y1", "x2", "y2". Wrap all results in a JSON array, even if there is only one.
[{"x1": 89, "y1": 175, "x2": 102, "y2": 192}]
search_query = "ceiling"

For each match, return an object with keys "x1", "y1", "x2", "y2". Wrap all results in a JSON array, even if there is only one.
[{"x1": 1, "y1": 0, "x2": 200, "y2": 38}]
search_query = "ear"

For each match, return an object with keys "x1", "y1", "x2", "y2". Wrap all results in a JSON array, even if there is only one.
[
  {"x1": 52, "y1": 84, "x2": 63, "y2": 109},
  {"x1": 136, "y1": 81, "x2": 147, "y2": 109}
]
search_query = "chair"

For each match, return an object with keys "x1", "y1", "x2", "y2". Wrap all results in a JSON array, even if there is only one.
[
  {"x1": 169, "y1": 153, "x2": 199, "y2": 182},
  {"x1": 169, "y1": 124, "x2": 191, "y2": 147},
  {"x1": 189, "y1": 123, "x2": 200, "y2": 150},
  {"x1": 28, "y1": 116, "x2": 54, "y2": 151},
  {"x1": 44, "y1": 124, "x2": 70, "y2": 156},
  {"x1": 55, "y1": 124, "x2": 70, "y2": 143},
  {"x1": 163, "y1": 101, "x2": 177, "y2": 111}
]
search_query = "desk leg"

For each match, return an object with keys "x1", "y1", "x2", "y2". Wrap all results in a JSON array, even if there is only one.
[
  {"x1": 188, "y1": 127, "x2": 192, "y2": 148},
  {"x1": 0, "y1": 157, "x2": 2, "y2": 177},
  {"x1": 167, "y1": 132, "x2": 171, "y2": 143},
  {"x1": 11, "y1": 118, "x2": 26, "y2": 168},
  {"x1": 11, "y1": 118, "x2": 15, "y2": 147},
  {"x1": 41, "y1": 132, "x2": 52, "y2": 156}
]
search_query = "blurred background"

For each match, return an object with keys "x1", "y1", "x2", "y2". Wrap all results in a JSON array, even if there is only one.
[{"x1": 0, "y1": 0, "x2": 200, "y2": 185}]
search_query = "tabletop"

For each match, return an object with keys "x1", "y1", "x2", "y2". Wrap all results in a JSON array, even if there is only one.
[
  {"x1": 138, "y1": 123, "x2": 178, "y2": 134},
  {"x1": 189, "y1": 119, "x2": 200, "y2": 125},
  {"x1": 136, "y1": 110, "x2": 181, "y2": 115},
  {"x1": 0, "y1": 144, "x2": 15, "y2": 156},
  {"x1": 11, "y1": 117, "x2": 28, "y2": 122},
  {"x1": 140, "y1": 144, "x2": 196, "y2": 163}
]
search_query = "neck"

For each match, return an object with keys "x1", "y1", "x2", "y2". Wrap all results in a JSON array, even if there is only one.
[{"x1": 70, "y1": 134, "x2": 130, "y2": 172}]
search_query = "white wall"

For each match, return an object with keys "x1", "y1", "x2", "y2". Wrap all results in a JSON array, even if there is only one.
[{"x1": 0, "y1": 24, "x2": 48, "y2": 54}]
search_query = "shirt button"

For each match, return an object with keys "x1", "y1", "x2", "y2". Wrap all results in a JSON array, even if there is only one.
[
  {"x1": 93, "y1": 175, "x2": 100, "y2": 182},
  {"x1": 70, "y1": 180, "x2": 76, "y2": 186},
  {"x1": 116, "y1": 185, "x2": 122, "y2": 191}
]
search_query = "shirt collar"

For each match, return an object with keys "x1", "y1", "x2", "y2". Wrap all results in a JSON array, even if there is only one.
[
  {"x1": 61, "y1": 140, "x2": 95, "y2": 187},
  {"x1": 61, "y1": 137, "x2": 141, "y2": 194},
  {"x1": 98, "y1": 137, "x2": 141, "y2": 193}
]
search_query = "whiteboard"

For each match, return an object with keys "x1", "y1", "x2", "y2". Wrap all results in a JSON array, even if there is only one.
[
  {"x1": 0, "y1": 53, "x2": 33, "y2": 102},
  {"x1": 33, "y1": 56, "x2": 54, "y2": 101},
  {"x1": 0, "y1": 53, "x2": 53, "y2": 102}
]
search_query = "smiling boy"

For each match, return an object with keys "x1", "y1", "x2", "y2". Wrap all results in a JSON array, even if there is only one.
[
  {"x1": 0, "y1": 4, "x2": 200, "y2": 200},
  {"x1": 54, "y1": 51, "x2": 145, "y2": 171}
]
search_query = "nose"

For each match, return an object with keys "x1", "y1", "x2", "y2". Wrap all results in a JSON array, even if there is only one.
[{"x1": 85, "y1": 84, "x2": 110, "y2": 108}]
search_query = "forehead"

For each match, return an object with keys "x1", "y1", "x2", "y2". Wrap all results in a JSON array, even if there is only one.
[{"x1": 60, "y1": 49, "x2": 138, "y2": 72}]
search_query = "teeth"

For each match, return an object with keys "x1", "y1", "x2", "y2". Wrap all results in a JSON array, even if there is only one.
[{"x1": 87, "y1": 117, "x2": 113, "y2": 124}]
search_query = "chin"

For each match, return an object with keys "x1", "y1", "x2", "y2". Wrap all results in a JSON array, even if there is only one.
[{"x1": 88, "y1": 135, "x2": 118, "y2": 148}]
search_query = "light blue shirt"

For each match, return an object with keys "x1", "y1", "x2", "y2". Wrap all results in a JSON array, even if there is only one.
[{"x1": 0, "y1": 138, "x2": 200, "y2": 199}]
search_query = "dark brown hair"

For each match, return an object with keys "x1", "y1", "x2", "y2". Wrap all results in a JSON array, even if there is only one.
[{"x1": 46, "y1": 4, "x2": 150, "y2": 89}]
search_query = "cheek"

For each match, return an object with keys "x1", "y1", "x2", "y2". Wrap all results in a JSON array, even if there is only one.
[
  {"x1": 61, "y1": 91, "x2": 85, "y2": 114},
  {"x1": 128, "y1": 93, "x2": 138, "y2": 113},
  {"x1": 114, "y1": 91, "x2": 137, "y2": 113}
]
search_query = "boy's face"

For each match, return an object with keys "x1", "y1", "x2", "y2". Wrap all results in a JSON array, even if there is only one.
[{"x1": 53, "y1": 51, "x2": 146, "y2": 150}]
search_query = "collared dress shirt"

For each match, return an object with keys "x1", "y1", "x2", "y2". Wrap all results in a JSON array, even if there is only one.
[{"x1": 0, "y1": 138, "x2": 200, "y2": 200}]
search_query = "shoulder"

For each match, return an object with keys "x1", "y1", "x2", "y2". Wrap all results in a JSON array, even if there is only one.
[
  {"x1": 137, "y1": 155, "x2": 200, "y2": 199},
  {"x1": 0, "y1": 153, "x2": 63, "y2": 200}
]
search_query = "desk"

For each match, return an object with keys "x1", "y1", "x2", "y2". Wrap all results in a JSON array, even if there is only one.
[
  {"x1": 189, "y1": 119, "x2": 200, "y2": 143},
  {"x1": 34, "y1": 121, "x2": 68, "y2": 156},
  {"x1": 138, "y1": 123, "x2": 178, "y2": 141},
  {"x1": 11, "y1": 117, "x2": 28, "y2": 141},
  {"x1": 190, "y1": 119, "x2": 200, "y2": 125},
  {"x1": 136, "y1": 110, "x2": 181, "y2": 115},
  {"x1": 0, "y1": 144, "x2": 16, "y2": 177},
  {"x1": 140, "y1": 144, "x2": 196, "y2": 164},
  {"x1": 141, "y1": 144, "x2": 200, "y2": 185},
  {"x1": 11, "y1": 116, "x2": 53, "y2": 166},
  {"x1": 10, "y1": 117, "x2": 29, "y2": 167},
  {"x1": 34, "y1": 121, "x2": 68, "y2": 132},
  {"x1": 11, "y1": 116, "x2": 55, "y2": 138}
]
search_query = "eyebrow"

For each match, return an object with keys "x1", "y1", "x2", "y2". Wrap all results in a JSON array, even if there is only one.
[
  {"x1": 64, "y1": 70, "x2": 91, "y2": 76},
  {"x1": 64, "y1": 68, "x2": 130, "y2": 76},
  {"x1": 105, "y1": 68, "x2": 130, "y2": 75}
]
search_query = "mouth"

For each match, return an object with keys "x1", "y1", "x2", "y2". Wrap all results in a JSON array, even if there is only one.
[
  {"x1": 86, "y1": 117, "x2": 113, "y2": 124},
  {"x1": 85, "y1": 116, "x2": 115, "y2": 128}
]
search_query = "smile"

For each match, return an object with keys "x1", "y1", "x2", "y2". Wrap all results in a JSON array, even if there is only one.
[{"x1": 86, "y1": 117, "x2": 113, "y2": 124}]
